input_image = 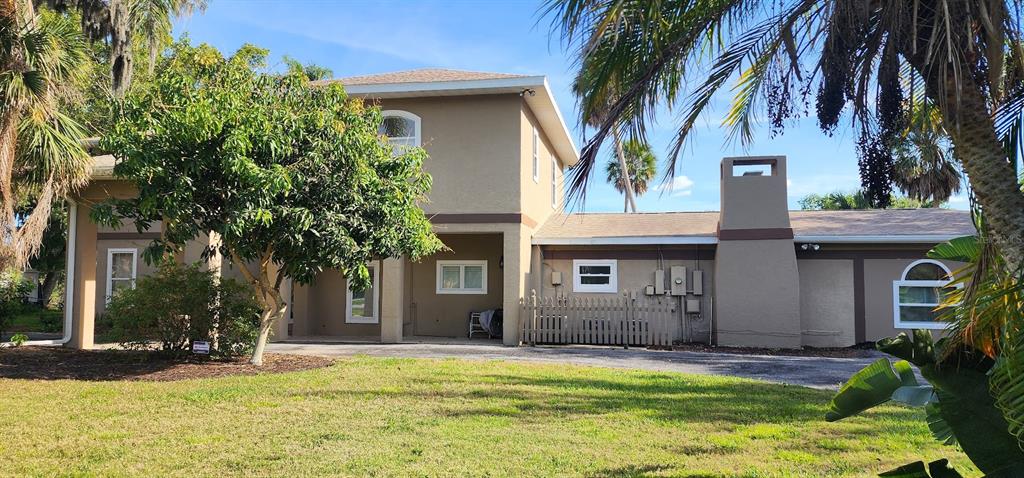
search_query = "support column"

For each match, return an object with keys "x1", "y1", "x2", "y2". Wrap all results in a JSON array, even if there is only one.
[
  {"x1": 501, "y1": 225, "x2": 530, "y2": 345},
  {"x1": 68, "y1": 202, "x2": 98, "y2": 349},
  {"x1": 380, "y1": 257, "x2": 404, "y2": 343}
]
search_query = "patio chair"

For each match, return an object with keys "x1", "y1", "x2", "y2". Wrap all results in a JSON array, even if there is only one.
[{"x1": 469, "y1": 311, "x2": 491, "y2": 339}]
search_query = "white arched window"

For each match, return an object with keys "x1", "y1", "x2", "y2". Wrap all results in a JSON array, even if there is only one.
[
  {"x1": 380, "y1": 110, "x2": 421, "y2": 153},
  {"x1": 892, "y1": 259, "x2": 953, "y2": 329}
]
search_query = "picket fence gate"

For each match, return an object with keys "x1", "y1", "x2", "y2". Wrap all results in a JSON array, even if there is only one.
[{"x1": 519, "y1": 291, "x2": 676, "y2": 346}]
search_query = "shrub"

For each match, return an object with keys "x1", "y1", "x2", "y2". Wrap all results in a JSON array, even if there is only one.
[
  {"x1": 0, "y1": 269, "x2": 32, "y2": 337},
  {"x1": 9, "y1": 333, "x2": 28, "y2": 346},
  {"x1": 105, "y1": 263, "x2": 260, "y2": 358}
]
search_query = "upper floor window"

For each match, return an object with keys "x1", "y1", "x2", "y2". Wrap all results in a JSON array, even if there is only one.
[
  {"x1": 892, "y1": 259, "x2": 953, "y2": 329},
  {"x1": 380, "y1": 110, "x2": 421, "y2": 153},
  {"x1": 532, "y1": 127, "x2": 539, "y2": 183}
]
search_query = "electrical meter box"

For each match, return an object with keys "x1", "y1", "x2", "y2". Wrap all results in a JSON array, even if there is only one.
[{"x1": 670, "y1": 266, "x2": 687, "y2": 296}]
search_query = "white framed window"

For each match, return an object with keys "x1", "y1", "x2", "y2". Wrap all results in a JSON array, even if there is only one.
[
  {"x1": 346, "y1": 263, "x2": 379, "y2": 324},
  {"x1": 106, "y1": 248, "x2": 137, "y2": 302},
  {"x1": 436, "y1": 260, "x2": 487, "y2": 294},
  {"x1": 892, "y1": 259, "x2": 954, "y2": 329},
  {"x1": 380, "y1": 110, "x2": 421, "y2": 153},
  {"x1": 551, "y1": 157, "x2": 558, "y2": 208},
  {"x1": 532, "y1": 127, "x2": 539, "y2": 183},
  {"x1": 573, "y1": 259, "x2": 618, "y2": 293}
]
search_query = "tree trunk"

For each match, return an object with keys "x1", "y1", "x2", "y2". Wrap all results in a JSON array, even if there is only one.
[
  {"x1": 0, "y1": 115, "x2": 19, "y2": 265},
  {"x1": 250, "y1": 293, "x2": 286, "y2": 366},
  {"x1": 37, "y1": 271, "x2": 58, "y2": 305},
  {"x1": 612, "y1": 127, "x2": 637, "y2": 213},
  {"x1": 928, "y1": 76, "x2": 1024, "y2": 271},
  {"x1": 109, "y1": 0, "x2": 134, "y2": 98}
]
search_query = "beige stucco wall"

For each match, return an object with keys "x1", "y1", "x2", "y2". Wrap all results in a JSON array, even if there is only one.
[
  {"x1": 718, "y1": 157, "x2": 790, "y2": 231},
  {"x1": 372, "y1": 95, "x2": 523, "y2": 215},
  {"x1": 798, "y1": 259, "x2": 856, "y2": 347},
  {"x1": 520, "y1": 103, "x2": 566, "y2": 225},
  {"x1": 292, "y1": 263, "x2": 382, "y2": 338},
  {"x1": 715, "y1": 239, "x2": 802, "y2": 348},
  {"x1": 535, "y1": 247, "x2": 715, "y2": 343},
  {"x1": 93, "y1": 239, "x2": 161, "y2": 318},
  {"x1": 863, "y1": 258, "x2": 960, "y2": 342},
  {"x1": 408, "y1": 233, "x2": 504, "y2": 337}
]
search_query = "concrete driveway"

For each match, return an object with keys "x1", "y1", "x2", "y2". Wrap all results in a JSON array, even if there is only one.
[{"x1": 268, "y1": 341, "x2": 883, "y2": 390}]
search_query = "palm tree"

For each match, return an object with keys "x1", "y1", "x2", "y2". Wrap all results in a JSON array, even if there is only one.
[
  {"x1": 605, "y1": 138, "x2": 656, "y2": 212},
  {"x1": 892, "y1": 103, "x2": 962, "y2": 207},
  {"x1": 574, "y1": 78, "x2": 638, "y2": 212},
  {"x1": 37, "y1": 0, "x2": 207, "y2": 97},
  {"x1": 0, "y1": 1, "x2": 90, "y2": 269},
  {"x1": 545, "y1": 0, "x2": 1024, "y2": 273}
]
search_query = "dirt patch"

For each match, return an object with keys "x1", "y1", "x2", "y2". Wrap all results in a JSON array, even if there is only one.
[
  {"x1": 663, "y1": 342, "x2": 878, "y2": 358},
  {"x1": 0, "y1": 346, "x2": 334, "y2": 381}
]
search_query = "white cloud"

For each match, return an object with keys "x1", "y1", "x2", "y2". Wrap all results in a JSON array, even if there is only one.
[{"x1": 656, "y1": 176, "x2": 695, "y2": 197}]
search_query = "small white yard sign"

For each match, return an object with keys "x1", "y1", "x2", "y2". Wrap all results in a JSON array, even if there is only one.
[{"x1": 192, "y1": 341, "x2": 210, "y2": 355}]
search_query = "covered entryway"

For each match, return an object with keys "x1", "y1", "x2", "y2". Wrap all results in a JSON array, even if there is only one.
[{"x1": 407, "y1": 233, "x2": 504, "y2": 337}]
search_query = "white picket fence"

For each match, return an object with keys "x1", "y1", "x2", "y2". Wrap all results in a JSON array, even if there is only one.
[{"x1": 519, "y1": 292, "x2": 676, "y2": 346}]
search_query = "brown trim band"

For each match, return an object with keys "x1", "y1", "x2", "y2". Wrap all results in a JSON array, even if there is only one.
[
  {"x1": 795, "y1": 249, "x2": 931, "y2": 260},
  {"x1": 430, "y1": 213, "x2": 537, "y2": 228},
  {"x1": 543, "y1": 248, "x2": 715, "y2": 261},
  {"x1": 97, "y1": 232, "x2": 161, "y2": 240},
  {"x1": 853, "y1": 258, "x2": 865, "y2": 344},
  {"x1": 718, "y1": 227, "x2": 793, "y2": 241}
]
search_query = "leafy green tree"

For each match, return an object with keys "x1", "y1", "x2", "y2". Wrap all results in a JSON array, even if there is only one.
[
  {"x1": 604, "y1": 138, "x2": 656, "y2": 212},
  {"x1": 98, "y1": 42, "x2": 442, "y2": 365},
  {"x1": 799, "y1": 191, "x2": 931, "y2": 211},
  {"x1": 545, "y1": 0, "x2": 1024, "y2": 272},
  {"x1": 0, "y1": 2, "x2": 90, "y2": 270}
]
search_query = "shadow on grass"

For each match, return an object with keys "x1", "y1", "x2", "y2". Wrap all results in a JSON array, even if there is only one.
[
  {"x1": 0, "y1": 346, "x2": 332, "y2": 381},
  {"x1": 286, "y1": 365, "x2": 920, "y2": 429}
]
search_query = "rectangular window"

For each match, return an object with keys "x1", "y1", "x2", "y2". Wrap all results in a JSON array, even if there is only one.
[
  {"x1": 436, "y1": 260, "x2": 487, "y2": 294},
  {"x1": 551, "y1": 157, "x2": 558, "y2": 208},
  {"x1": 106, "y1": 248, "x2": 137, "y2": 302},
  {"x1": 347, "y1": 263, "x2": 379, "y2": 323},
  {"x1": 892, "y1": 281, "x2": 948, "y2": 329},
  {"x1": 532, "y1": 127, "x2": 539, "y2": 183},
  {"x1": 572, "y1": 259, "x2": 618, "y2": 293}
]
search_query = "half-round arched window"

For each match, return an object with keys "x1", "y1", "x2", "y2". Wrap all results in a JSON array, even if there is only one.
[
  {"x1": 380, "y1": 110, "x2": 421, "y2": 152},
  {"x1": 892, "y1": 259, "x2": 953, "y2": 329}
]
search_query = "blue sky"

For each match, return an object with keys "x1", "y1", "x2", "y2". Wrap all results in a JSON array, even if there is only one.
[{"x1": 174, "y1": 0, "x2": 968, "y2": 212}]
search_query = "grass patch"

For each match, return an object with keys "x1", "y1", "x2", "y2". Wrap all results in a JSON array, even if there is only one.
[{"x1": 0, "y1": 356, "x2": 975, "y2": 477}]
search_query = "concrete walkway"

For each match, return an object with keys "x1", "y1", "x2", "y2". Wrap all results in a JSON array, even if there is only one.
[{"x1": 268, "y1": 341, "x2": 883, "y2": 390}]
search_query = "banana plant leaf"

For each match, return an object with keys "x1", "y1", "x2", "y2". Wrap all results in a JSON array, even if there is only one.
[
  {"x1": 928, "y1": 236, "x2": 982, "y2": 263},
  {"x1": 922, "y1": 350, "x2": 1024, "y2": 475},
  {"x1": 826, "y1": 358, "x2": 917, "y2": 421}
]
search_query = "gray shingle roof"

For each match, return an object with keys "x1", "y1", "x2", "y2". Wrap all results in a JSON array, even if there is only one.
[
  {"x1": 534, "y1": 209, "x2": 975, "y2": 242},
  {"x1": 317, "y1": 68, "x2": 529, "y2": 87}
]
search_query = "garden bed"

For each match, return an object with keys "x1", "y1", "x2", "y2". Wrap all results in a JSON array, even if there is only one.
[{"x1": 0, "y1": 346, "x2": 334, "y2": 381}]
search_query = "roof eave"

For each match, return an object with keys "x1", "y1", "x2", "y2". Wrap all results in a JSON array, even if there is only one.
[{"x1": 534, "y1": 233, "x2": 972, "y2": 246}]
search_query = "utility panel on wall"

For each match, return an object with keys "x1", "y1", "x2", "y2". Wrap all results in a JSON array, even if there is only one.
[
  {"x1": 670, "y1": 266, "x2": 687, "y2": 296},
  {"x1": 692, "y1": 270, "x2": 703, "y2": 296}
]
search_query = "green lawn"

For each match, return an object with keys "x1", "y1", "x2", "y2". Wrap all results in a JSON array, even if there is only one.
[{"x1": 0, "y1": 356, "x2": 975, "y2": 477}]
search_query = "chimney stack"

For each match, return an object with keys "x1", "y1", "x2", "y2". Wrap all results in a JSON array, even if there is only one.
[{"x1": 713, "y1": 156, "x2": 801, "y2": 348}]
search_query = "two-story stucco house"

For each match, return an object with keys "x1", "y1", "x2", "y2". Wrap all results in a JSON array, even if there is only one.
[{"x1": 51, "y1": 69, "x2": 975, "y2": 351}]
